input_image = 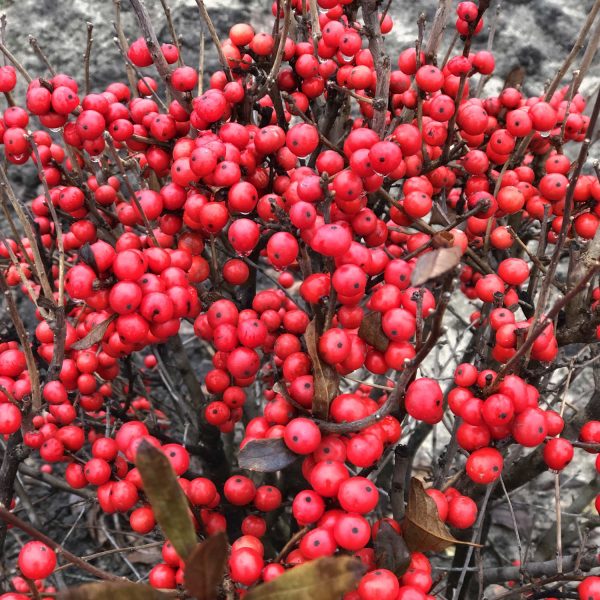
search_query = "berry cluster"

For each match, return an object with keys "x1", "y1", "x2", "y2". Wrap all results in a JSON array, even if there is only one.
[{"x1": 0, "y1": 0, "x2": 598, "y2": 598}]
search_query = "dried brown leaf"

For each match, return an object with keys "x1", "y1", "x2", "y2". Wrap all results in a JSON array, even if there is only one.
[
  {"x1": 245, "y1": 556, "x2": 364, "y2": 600},
  {"x1": 70, "y1": 314, "x2": 117, "y2": 350},
  {"x1": 410, "y1": 246, "x2": 462, "y2": 287},
  {"x1": 184, "y1": 532, "x2": 228, "y2": 600},
  {"x1": 431, "y1": 231, "x2": 455, "y2": 249},
  {"x1": 358, "y1": 311, "x2": 389, "y2": 352},
  {"x1": 403, "y1": 478, "x2": 480, "y2": 552},
  {"x1": 238, "y1": 438, "x2": 298, "y2": 472},
  {"x1": 135, "y1": 440, "x2": 197, "y2": 560},
  {"x1": 374, "y1": 521, "x2": 411, "y2": 576},
  {"x1": 304, "y1": 318, "x2": 339, "y2": 419},
  {"x1": 58, "y1": 582, "x2": 169, "y2": 600}
]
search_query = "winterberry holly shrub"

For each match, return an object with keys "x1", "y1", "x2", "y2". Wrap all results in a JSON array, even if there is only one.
[{"x1": 0, "y1": 0, "x2": 598, "y2": 598}]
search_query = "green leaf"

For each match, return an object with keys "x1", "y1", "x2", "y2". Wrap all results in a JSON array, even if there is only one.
[
  {"x1": 245, "y1": 556, "x2": 364, "y2": 600},
  {"x1": 238, "y1": 438, "x2": 298, "y2": 472},
  {"x1": 135, "y1": 439, "x2": 197, "y2": 560},
  {"x1": 184, "y1": 532, "x2": 228, "y2": 600},
  {"x1": 57, "y1": 582, "x2": 170, "y2": 600}
]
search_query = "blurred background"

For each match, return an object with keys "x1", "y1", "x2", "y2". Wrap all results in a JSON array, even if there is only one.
[{"x1": 0, "y1": 0, "x2": 597, "y2": 100}]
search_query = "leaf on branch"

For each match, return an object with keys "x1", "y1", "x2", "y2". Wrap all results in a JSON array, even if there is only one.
[
  {"x1": 238, "y1": 437, "x2": 299, "y2": 472},
  {"x1": 245, "y1": 556, "x2": 365, "y2": 600},
  {"x1": 135, "y1": 440, "x2": 197, "y2": 560},
  {"x1": 57, "y1": 582, "x2": 170, "y2": 600},
  {"x1": 70, "y1": 314, "x2": 117, "y2": 351},
  {"x1": 358, "y1": 311, "x2": 389, "y2": 352},
  {"x1": 374, "y1": 521, "x2": 411, "y2": 576},
  {"x1": 403, "y1": 478, "x2": 481, "y2": 552},
  {"x1": 410, "y1": 246, "x2": 462, "y2": 287},
  {"x1": 79, "y1": 242, "x2": 100, "y2": 274},
  {"x1": 184, "y1": 532, "x2": 228, "y2": 600},
  {"x1": 304, "y1": 318, "x2": 339, "y2": 419}
]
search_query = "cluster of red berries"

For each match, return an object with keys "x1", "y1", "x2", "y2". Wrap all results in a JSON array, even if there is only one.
[{"x1": 0, "y1": 0, "x2": 599, "y2": 596}]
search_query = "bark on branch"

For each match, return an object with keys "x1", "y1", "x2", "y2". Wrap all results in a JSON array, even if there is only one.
[{"x1": 360, "y1": 0, "x2": 391, "y2": 137}]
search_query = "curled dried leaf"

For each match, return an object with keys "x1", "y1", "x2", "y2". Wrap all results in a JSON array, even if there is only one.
[
  {"x1": 411, "y1": 246, "x2": 462, "y2": 287},
  {"x1": 70, "y1": 314, "x2": 117, "y2": 351},
  {"x1": 304, "y1": 318, "x2": 339, "y2": 420},
  {"x1": 238, "y1": 438, "x2": 298, "y2": 472},
  {"x1": 403, "y1": 478, "x2": 481, "y2": 552}
]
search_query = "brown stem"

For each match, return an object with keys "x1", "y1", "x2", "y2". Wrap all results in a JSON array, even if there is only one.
[
  {"x1": 83, "y1": 22, "x2": 94, "y2": 96},
  {"x1": 484, "y1": 554, "x2": 598, "y2": 584},
  {"x1": 276, "y1": 526, "x2": 310, "y2": 562},
  {"x1": 28, "y1": 36, "x2": 56, "y2": 76},
  {"x1": 193, "y1": 0, "x2": 233, "y2": 81},
  {"x1": 129, "y1": 0, "x2": 191, "y2": 110},
  {"x1": 256, "y1": 0, "x2": 292, "y2": 100},
  {"x1": 159, "y1": 0, "x2": 184, "y2": 67},
  {"x1": 0, "y1": 432, "x2": 27, "y2": 555},
  {"x1": 28, "y1": 134, "x2": 66, "y2": 306},
  {"x1": 573, "y1": 10, "x2": 600, "y2": 94},
  {"x1": 112, "y1": 33, "x2": 168, "y2": 111},
  {"x1": 391, "y1": 445, "x2": 409, "y2": 521},
  {"x1": 441, "y1": 1, "x2": 490, "y2": 162},
  {"x1": 104, "y1": 134, "x2": 160, "y2": 246},
  {"x1": 113, "y1": 0, "x2": 139, "y2": 96},
  {"x1": 360, "y1": 0, "x2": 391, "y2": 137},
  {"x1": 0, "y1": 164, "x2": 55, "y2": 301},
  {"x1": 424, "y1": 0, "x2": 452, "y2": 63},
  {"x1": 545, "y1": 0, "x2": 600, "y2": 100},
  {"x1": 198, "y1": 31, "x2": 205, "y2": 95},
  {"x1": 0, "y1": 270, "x2": 42, "y2": 411}
]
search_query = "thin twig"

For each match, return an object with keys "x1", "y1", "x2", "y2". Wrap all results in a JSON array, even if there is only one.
[
  {"x1": 361, "y1": 0, "x2": 391, "y2": 136},
  {"x1": 83, "y1": 22, "x2": 94, "y2": 96},
  {"x1": 194, "y1": 0, "x2": 233, "y2": 81},
  {"x1": 453, "y1": 483, "x2": 495, "y2": 599},
  {"x1": 424, "y1": 0, "x2": 452, "y2": 62},
  {"x1": 0, "y1": 505, "x2": 129, "y2": 582},
  {"x1": 129, "y1": 0, "x2": 191, "y2": 110},
  {"x1": 113, "y1": 0, "x2": 138, "y2": 95},
  {"x1": 0, "y1": 40, "x2": 31, "y2": 82},
  {"x1": 198, "y1": 31, "x2": 205, "y2": 95},
  {"x1": 159, "y1": 0, "x2": 183, "y2": 66}
]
